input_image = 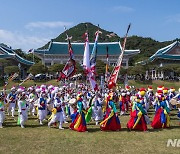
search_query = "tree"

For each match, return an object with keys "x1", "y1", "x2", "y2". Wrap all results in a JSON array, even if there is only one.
[
  {"x1": 28, "y1": 63, "x2": 48, "y2": 75},
  {"x1": 119, "y1": 67, "x2": 128, "y2": 76},
  {"x1": 0, "y1": 59, "x2": 10, "y2": 76},
  {"x1": 128, "y1": 65, "x2": 146, "y2": 75},
  {"x1": 127, "y1": 65, "x2": 147, "y2": 81},
  {"x1": 76, "y1": 62, "x2": 83, "y2": 74},
  {"x1": 14, "y1": 49, "x2": 41, "y2": 63},
  {"x1": 48, "y1": 64, "x2": 64, "y2": 73},
  {"x1": 176, "y1": 67, "x2": 180, "y2": 75},
  {"x1": 4, "y1": 66, "x2": 19, "y2": 75},
  {"x1": 96, "y1": 60, "x2": 106, "y2": 75}
]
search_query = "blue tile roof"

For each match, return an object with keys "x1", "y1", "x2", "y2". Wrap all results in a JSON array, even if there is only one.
[
  {"x1": 149, "y1": 41, "x2": 180, "y2": 61},
  {"x1": 0, "y1": 45, "x2": 34, "y2": 65},
  {"x1": 34, "y1": 42, "x2": 140, "y2": 56}
]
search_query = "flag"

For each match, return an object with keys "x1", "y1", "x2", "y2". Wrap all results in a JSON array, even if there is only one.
[
  {"x1": 28, "y1": 49, "x2": 34, "y2": 53},
  {"x1": 83, "y1": 32, "x2": 90, "y2": 73},
  {"x1": 58, "y1": 30, "x2": 76, "y2": 80},
  {"x1": 19, "y1": 73, "x2": 33, "y2": 86},
  {"x1": 9, "y1": 73, "x2": 19, "y2": 81},
  {"x1": 89, "y1": 30, "x2": 101, "y2": 90},
  {"x1": 108, "y1": 24, "x2": 131, "y2": 89},
  {"x1": 83, "y1": 32, "x2": 98, "y2": 91},
  {"x1": 105, "y1": 46, "x2": 110, "y2": 82},
  {"x1": 4, "y1": 73, "x2": 19, "y2": 88},
  {"x1": 90, "y1": 30, "x2": 101, "y2": 71},
  {"x1": 18, "y1": 63, "x2": 21, "y2": 70}
]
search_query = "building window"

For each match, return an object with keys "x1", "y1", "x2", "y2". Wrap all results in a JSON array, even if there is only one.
[{"x1": 45, "y1": 63, "x2": 51, "y2": 66}]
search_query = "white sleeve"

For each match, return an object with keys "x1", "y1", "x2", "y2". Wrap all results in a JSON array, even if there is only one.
[
  {"x1": 18, "y1": 101, "x2": 22, "y2": 112},
  {"x1": 54, "y1": 99, "x2": 58, "y2": 105},
  {"x1": 37, "y1": 98, "x2": 41, "y2": 107},
  {"x1": 173, "y1": 94, "x2": 179, "y2": 99},
  {"x1": 166, "y1": 100, "x2": 170, "y2": 109},
  {"x1": 152, "y1": 99, "x2": 157, "y2": 105}
]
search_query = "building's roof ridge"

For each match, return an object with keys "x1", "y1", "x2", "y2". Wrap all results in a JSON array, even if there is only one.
[
  {"x1": 0, "y1": 44, "x2": 34, "y2": 65},
  {"x1": 149, "y1": 41, "x2": 179, "y2": 61},
  {"x1": 52, "y1": 41, "x2": 120, "y2": 45}
]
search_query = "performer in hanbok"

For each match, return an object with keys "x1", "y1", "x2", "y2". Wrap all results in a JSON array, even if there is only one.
[
  {"x1": 69, "y1": 93, "x2": 87, "y2": 132},
  {"x1": 146, "y1": 86, "x2": 154, "y2": 106},
  {"x1": 169, "y1": 87, "x2": 176, "y2": 109},
  {"x1": 163, "y1": 88, "x2": 171, "y2": 109},
  {"x1": 59, "y1": 92, "x2": 68, "y2": 123},
  {"x1": 0, "y1": 94, "x2": 5, "y2": 128},
  {"x1": 27, "y1": 87, "x2": 36, "y2": 116},
  {"x1": 126, "y1": 91, "x2": 131, "y2": 111},
  {"x1": 7, "y1": 86, "x2": 17, "y2": 117},
  {"x1": 91, "y1": 93, "x2": 103, "y2": 125},
  {"x1": 48, "y1": 92, "x2": 65, "y2": 130},
  {"x1": 37, "y1": 91, "x2": 47, "y2": 125},
  {"x1": 100, "y1": 94, "x2": 121, "y2": 131},
  {"x1": 173, "y1": 88, "x2": 180, "y2": 125},
  {"x1": 138, "y1": 88, "x2": 149, "y2": 111},
  {"x1": 151, "y1": 93, "x2": 170, "y2": 129},
  {"x1": 17, "y1": 92, "x2": 28, "y2": 128},
  {"x1": 68, "y1": 97, "x2": 77, "y2": 122},
  {"x1": 127, "y1": 94, "x2": 148, "y2": 131},
  {"x1": 119, "y1": 90, "x2": 127, "y2": 116}
]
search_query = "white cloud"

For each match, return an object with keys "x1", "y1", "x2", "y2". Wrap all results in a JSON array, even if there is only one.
[
  {"x1": 166, "y1": 14, "x2": 180, "y2": 23},
  {"x1": 25, "y1": 21, "x2": 73, "y2": 29},
  {"x1": 0, "y1": 29, "x2": 50, "y2": 51},
  {"x1": 112, "y1": 6, "x2": 134, "y2": 13}
]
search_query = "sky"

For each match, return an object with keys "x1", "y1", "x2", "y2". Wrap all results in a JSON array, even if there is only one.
[{"x1": 0, "y1": 0, "x2": 180, "y2": 51}]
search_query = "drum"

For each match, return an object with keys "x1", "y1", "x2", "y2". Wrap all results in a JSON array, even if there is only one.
[
  {"x1": 68, "y1": 98, "x2": 77, "y2": 105},
  {"x1": 177, "y1": 103, "x2": 180, "y2": 109},
  {"x1": 170, "y1": 98, "x2": 177, "y2": 105},
  {"x1": 47, "y1": 104, "x2": 53, "y2": 111}
]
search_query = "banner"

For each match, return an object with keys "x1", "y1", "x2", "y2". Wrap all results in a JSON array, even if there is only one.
[
  {"x1": 108, "y1": 24, "x2": 131, "y2": 89},
  {"x1": 58, "y1": 28, "x2": 76, "y2": 80},
  {"x1": 19, "y1": 73, "x2": 33, "y2": 86},
  {"x1": 105, "y1": 46, "x2": 110, "y2": 82},
  {"x1": 83, "y1": 32, "x2": 98, "y2": 91}
]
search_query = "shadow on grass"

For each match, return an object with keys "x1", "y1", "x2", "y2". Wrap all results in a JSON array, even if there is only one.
[
  {"x1": 87, "y1": 123, "x2": 96, "y2": 126},
  {"x1": 148, "y1": 128, "x2": 163, "y2": 132},
  {"x1": 148, "y1": 125, "x2": 180, "y2": 132},
  {"x1": 170, "y1": 117, "x2": 179, "y2": 120},
  {"x1": 25, "y1": 124, "x2": 46, "y2": 128},
  {"x1": 87, "y1": 127, "x2": 129, "y2": 133},
  {"x1": 169, "y1": 113, "x2": 178, "y2": 116},
  {"x1": 3, "y1": 124, "x2": 19, "y2": 128},
  {"x1": 167, "y1": 125, "x2": 180, "y2": 129}
]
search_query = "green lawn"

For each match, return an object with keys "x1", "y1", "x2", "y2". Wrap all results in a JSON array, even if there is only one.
[
  {"x1": 1, "y1": 79, "x2": 180, "y2": 91},
  {"x1": 0, "y1": 80, "x2": 180, "y2": 153},
  {"x1": 0, "y1": 108, "x2": 180, "y2": 154}
]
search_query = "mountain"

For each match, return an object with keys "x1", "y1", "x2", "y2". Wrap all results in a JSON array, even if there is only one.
[
  {"x1": 125, "y1": 36, "x2": 175, "y2": 64},
  {"x1": 40, "y1": 22, "x2": 120, "y2": 49},
  {"x1": 39, "y1": 22, "x2": 178, "y2": 64}
]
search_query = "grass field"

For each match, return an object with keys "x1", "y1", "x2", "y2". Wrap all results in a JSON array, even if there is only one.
[
  {"x1": 0, "y1": 79, "x2": 180, "y2": 91},
  {"x1": 0, "y1": 80, "x2": 180, "y2": 154},
  {"x1": 0, "y1": 108, "x2": 180, "y2": 154}
]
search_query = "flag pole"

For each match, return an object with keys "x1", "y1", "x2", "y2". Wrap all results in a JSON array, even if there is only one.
[
  {"x1": 57, "y1": 26, "x2": 76, "y2": 82},
  {"x1": 33, "y1": 50, "x2": 35, "y2": 63},
  {"x1": 108, "y1": 23, "x2": 131, "y2": 89}
]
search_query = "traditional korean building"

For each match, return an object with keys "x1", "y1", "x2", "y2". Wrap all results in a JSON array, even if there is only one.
[
  {"x1": 0, "y1": 44, "x2": 34, "y2": 78},
  {"x1": 144, "y1": 40, "x2": 180, "y2": 79},
  {"x1": 34, "y1": 41, "x2": 140, "y2": 68}
]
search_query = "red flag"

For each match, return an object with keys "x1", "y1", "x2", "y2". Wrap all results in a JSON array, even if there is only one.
[
  {"x1": 108, "y1": 24, "x2": 131, "y2": 89},
  {"x1": 58, "y1": 29, "x2": 76, "y2": 80},
  {"x1": 83, "y1": 32, "x2": 98, "y2": 91}
]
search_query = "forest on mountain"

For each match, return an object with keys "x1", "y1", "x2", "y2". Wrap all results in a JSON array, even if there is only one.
[
  {"x1": 1, "y1": 22, "x2": 179, "y2": 78},
  {"x1": 39, "y1": 22, "x2": 176, "y2": 64}
]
